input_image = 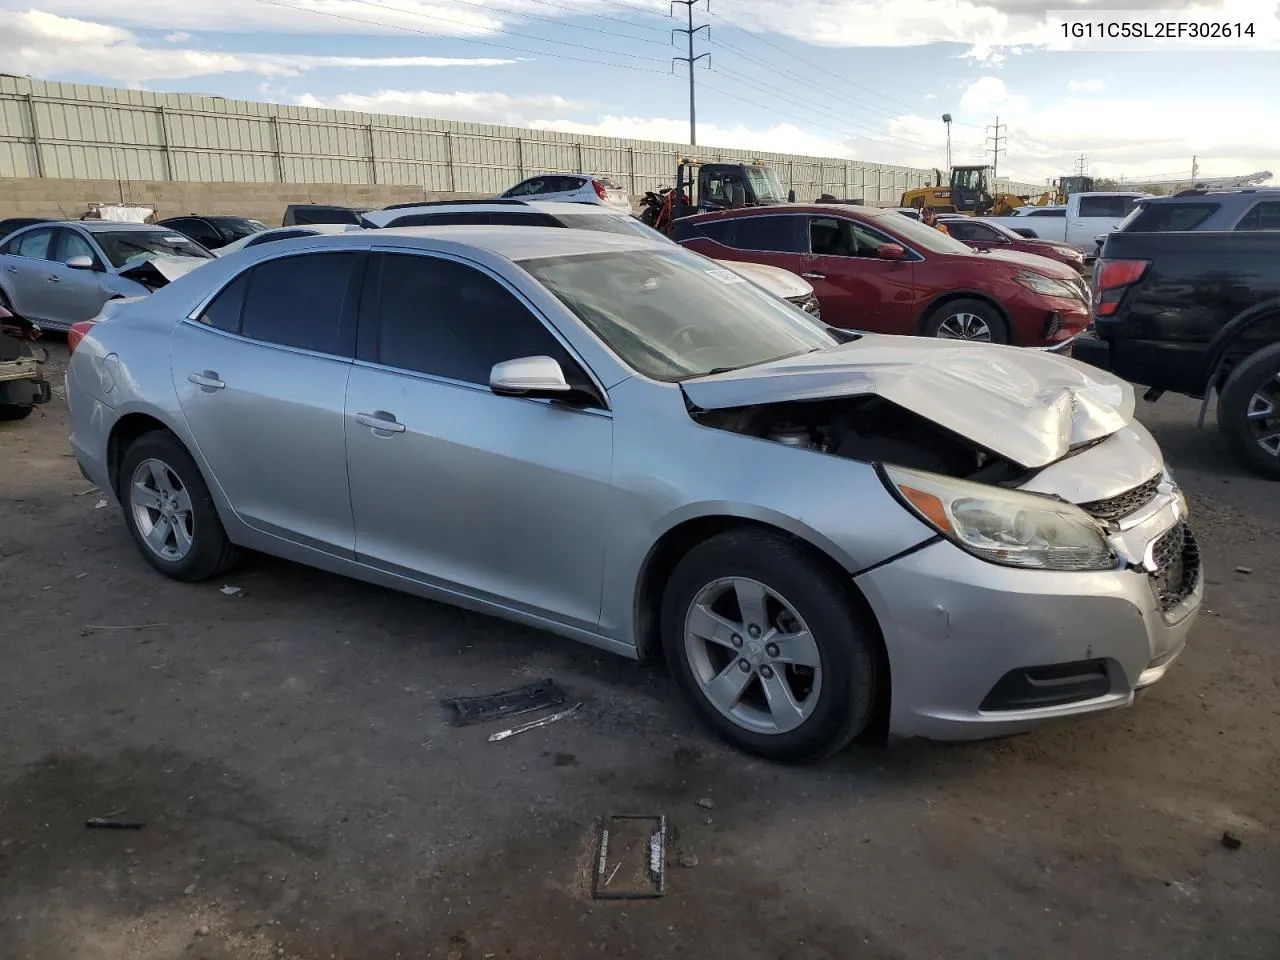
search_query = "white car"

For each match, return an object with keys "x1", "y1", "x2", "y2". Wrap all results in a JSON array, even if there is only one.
[
  {"x1": 214, "y1": 223, "x2": 364, "y2": 257},
  {"x1": 499, "y1": 174, "x2": 633, "y2": 215}
]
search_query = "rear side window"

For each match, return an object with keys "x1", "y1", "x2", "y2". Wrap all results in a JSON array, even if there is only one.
[
  {"x1": 730, "y1": 216, "x2": 802, "y2": 253},
  {"x1": 1027, "y1": 208, "x2": 1066, "y2": 218},
  {"x1": 373, "y1": 253, "x2": 578, "y2": 386},
  {"x1": 290, "y1": 207, "x2": 359, "y2": 225},
  {"x1": 1235, "y1": 201, "x2": 1280, "y2": 231},
  {"x1": 1078, "y1": 196, "x2": 1141, "y2": 218},
  {"x1": 385, "y1": 212, "x2": 491, "y2": 227},
  {"x1": 197, "y1": 272, "x2": 250, "y2": 333},
  {"x1": 243, "y1": 229, "x2": 318, "y2": 249},
  {"x1": 9, "y1": 227, "x2": 56, "y2": 260},
  {"x1": 1125, "y1": 202, "x2": 1218, "y2": 232},
  {"x1": 489, "y1": 211, "x2": 554, "y2": 226},
  {"x1": 239, "y1": 253, "x2": 361, "y2": 355}
]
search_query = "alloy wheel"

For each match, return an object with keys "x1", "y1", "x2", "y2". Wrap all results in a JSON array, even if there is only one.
[
  {"x1": 935, "y1": 312, "x2": 992, "y2": 341},
  {"x1": 1246, "y1": 374, "x2": 1280, "y2": 458},
  {"x1": 129, "y1": 458, "x2": 195, "y2": 561},
  {"x1": 683, "y1": 577, "x2": 822, "y2": 735}
]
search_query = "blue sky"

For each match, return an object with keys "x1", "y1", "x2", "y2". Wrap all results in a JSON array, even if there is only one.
[{"x1": 2, "y1": 0, "x2": 1277, "y2": 184}]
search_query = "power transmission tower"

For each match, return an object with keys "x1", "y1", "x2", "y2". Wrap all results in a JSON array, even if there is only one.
[
  {"x1": 671, "y1": 0, "x2": 710, "y2": 146},
  {"x1": 1075, "y1": 153, "x2": 1089, "y2": 176},
  {"x1": 986, "y1": 116, "x2": 1006, "y2": 179}
]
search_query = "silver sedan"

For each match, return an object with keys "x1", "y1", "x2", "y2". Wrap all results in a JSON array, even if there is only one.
[
  {"x1": 65, "y1": 227, "x2": 1203, "y2": 761},
  {"x1": 0, "y1": 221, "x2": 213, "y2": 331}
]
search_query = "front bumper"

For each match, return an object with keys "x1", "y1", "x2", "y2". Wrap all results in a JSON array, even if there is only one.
[{"x1": 856, "y1": 529, "x2": 1202, "y2": 741}]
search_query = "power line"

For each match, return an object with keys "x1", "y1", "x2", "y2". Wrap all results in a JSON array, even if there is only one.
[
  {"x1": 251, "y1": 0, "x2": 675, "y2": 73},
  {"x1": 670, "y1": 0, "x2": 711, "y2": 146},
  {"x1": 421, "y1": 0, "x2": 673, "y2": 46},
  {"x1": 516, "y1": 0, "x2": 672, "y2": 35},
  {"x1": 986, "y1": 116, "x2": 1007, "y2": 179}
]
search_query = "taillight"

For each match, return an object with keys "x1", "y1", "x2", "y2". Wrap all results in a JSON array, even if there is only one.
[
  {"x1": 1092, "y1": 258, "x2": 1149, "y2": 317},
  {"x1": 67, "y1": 320, "x2": 95, "y2": 355},
  {"x1": 591, "y1": 179, "x2": 609, "y2": 201}
]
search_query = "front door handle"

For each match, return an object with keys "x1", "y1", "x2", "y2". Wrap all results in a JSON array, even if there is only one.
[
  {"x1": 46, "y1": 275, "x2": 61, "y2": 283},
  {"x1": 6, "y1": 266, "x2": 17, "y2": 274},
  {"x1": 800, "y1": 272, "x2": 825, "y2": 280},
  {"x1": 188, "y1": 371, "x2": 225, "y2": 390},
  {"x1": 356, "y1": 411, "x2": 406, "y2": 433}
]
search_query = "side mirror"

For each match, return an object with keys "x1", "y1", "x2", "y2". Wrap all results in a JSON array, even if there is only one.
[
  {"x1": 490, "y1": 355, "x2": 571, "y2": 397},
  {"x1": 65, "y1": 255, "x2": 96, "y2": 271},
  {"x1": 876, "y1": 243, "x2": 906, "y2": 261},
  {"x1": 787, "y1": 189, "x2": 797, "y2": 203}
]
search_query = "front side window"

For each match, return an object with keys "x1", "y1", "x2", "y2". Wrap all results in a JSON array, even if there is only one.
[
  {"x1": 859, "y1": 211, "x2": 975, "y2": 254},
  {"x1": 810, "y1": 217, "x2": 895, "y2": 257},
  {"x1": 374, "y1": 254, "x2": 581, "y2": 388},
  {"x1": 94, "y1": 230, "x2": 214, "y2": 267},
  {"x1": 522, "y1": 248, "x2": 837, "y2": 382},
  {"x1": 239, "y1": 252, "x2": 361, "y2": 355},
  {"x1": 58, "y1": 229, "x2": 100, "y2": 265}
]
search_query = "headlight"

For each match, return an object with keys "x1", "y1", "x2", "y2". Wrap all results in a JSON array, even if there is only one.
[
  {"x1": 1054, "y1": 246, "x2": 1082, "y2": 259},
  {"x1": 882, "y1": 465, "x2": 1116, "y2": 571},
  {"x1": 1014, "y1": 271, "x2": 1078, "y2": 299}
]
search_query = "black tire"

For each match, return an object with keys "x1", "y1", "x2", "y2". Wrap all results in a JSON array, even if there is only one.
[
  {"x1": 0, "y1": 404, "x2": 33, "y2": 421},
  {"x1": 660, "y1": 528, "x2": 879, "y2": 763},
  {"x1": 1218, "y1": 342, "x2": 1280, "y2": 480},
  {"x1": 116, "y1": 429, "x2": 239, "y2": 581},
  {"x1": 920, "y1": 297, "x2": 1009, "y2": 345}
]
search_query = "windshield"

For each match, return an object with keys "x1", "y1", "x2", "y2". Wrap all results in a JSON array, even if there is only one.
[
  {"x1": 96, "y1": 230, "x2": 215, "y2": 267},
  {"x1": 953, "y1": 168, "x2": 987, "y2": 191},
  {"x1": 208, "y1": 217, "x2": 268, "y2": 241},
  {"x1": 873, "y1": 212, "x2": 976, "y2": 255},
  {"x1": 745, "y1": 166, "x2": 787, "y2": 204},
  {"x1": 521, "y1": 248, "x2": 838, "y2": 381},
  {"x1": 556, "y1": 213, "x2": 675, "y2": 243}
]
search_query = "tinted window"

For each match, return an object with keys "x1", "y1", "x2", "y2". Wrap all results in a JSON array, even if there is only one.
[
  {"x1": 58, "y1": 229, "x2": 99, "y2": 265},
  {"x1": 1027, "y1": 208, "x2": 1066, "y2": 217},
  {"x1": 207, "y1": 217, "x2": 267, "y2": 243},
  {"x1": 809, "y1": 217, "x2": 893, "y2": 257},
  {"x1": 728, "y1": 216, "x2": 801, "y2": 252},
  {"x1": 10, "y1": 227, "x2": 56, "y2": 260},
  {"x1": 1235, "y1": 201, "x2": 1280, "y2": 231},
  {"x1": 385, "y1": 212, "x2": 491, "y2": 227},
  {"x1": 943, "y1": 220, "x2": 999, "y2": 242},
  {"x1": 489, "y1": 211, "x2": 554, "y2": 226},
  {"x1": 503, "y1": 178, "x2": 546, "y2": 198},
  {"x1": 1078, "y1": 196, "x2": 1141, "y2": 218},
  {"x1": 1124, "y1": 202, "x2": 1218, "y2": 232},
  {"x1": 290, "y1": 207, "x2": 359, "y2": 225},
  {"x1": 690, "y1": 219, "x2": 733, "y2": 244},
  {"x1": 374, "y1": 253, "x2": 576, "y2": 386},
  {"x1": 240, "y1": 253, "x2": 361, "y2": 355},
  {"x1": 243, "y1": 229, "x2": 318, "y2": 248},
  {"x1": 164, "y1": 218, "x2": 223, "y2": 248},
  {"x1": 197, "y1": 272, "x2": 250, "y2": 333},
  {"x1": 556, "y1": 213, "x2": 672, "y2": 242},
  {"x1": 549, "y1": 176, "x2": 585, "y2": 193}
]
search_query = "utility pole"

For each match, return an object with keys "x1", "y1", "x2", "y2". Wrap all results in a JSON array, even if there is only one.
[
  {"x1": 986, "y1": 116, "x2": 1006, "y2": 179},
  {"x1": 1191, "y1": 155, "x2": 1199, "y2": 184},
  {"x1": 942, "y1": 113, "x2": 953, "y2": 171},
  {"x1": 671, "y1": 0, "x2": 710, "y2": 146}
]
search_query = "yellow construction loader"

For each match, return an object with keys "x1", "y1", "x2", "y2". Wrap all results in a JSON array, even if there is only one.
[{"x1": 900, "y1": 165, "x2": 1028, "y2": 216}]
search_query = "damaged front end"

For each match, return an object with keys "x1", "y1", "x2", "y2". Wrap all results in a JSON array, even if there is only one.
[{"x1": 118, "y1": 255, "x2": 210, "y2": 292}]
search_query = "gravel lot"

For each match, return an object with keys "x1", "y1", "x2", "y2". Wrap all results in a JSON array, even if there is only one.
[{"x1": 2, "y1": 343, "x2": 1277, "y2": 960}]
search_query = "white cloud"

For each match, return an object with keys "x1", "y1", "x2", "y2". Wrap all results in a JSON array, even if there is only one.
[
  {"x1": 164, "y1": 31, "x2": 192, "y2": 42},
  {"x1": 1067, "y1": 78, "x2": 1105, "y2": 93},
  {"x1": 0, "y1": 10, "x2": 515, "y2": 82},
  {"x1": 958, "y1": 76, "x2": 1029, "y2": 115},
  {"x1": 535, "y1": 115, "x2": 859, "y2": 159},
  {"x1": 297, "y1": 88, "x2": 589, "y2": 126}
]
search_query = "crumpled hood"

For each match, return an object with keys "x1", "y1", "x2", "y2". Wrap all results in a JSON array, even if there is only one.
[
  {"x1": 714, "y1": 259, "x2": 812, "y2": 299},
  {"x1": 681, "y1": 334, "x2": 1135, "y2": 468},
  {"x1": 978, "y1": 248, "x2": 1079, "y2": 279},
  {"x1": 117, "y1": 255, "x2": 212, "y2": 286}
]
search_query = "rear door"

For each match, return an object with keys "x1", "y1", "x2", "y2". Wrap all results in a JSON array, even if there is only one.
[
  {"x1": 802, "y1": 215, "x2": 915, "y2": 332},
  {"x1": 679, "y1": 214, "x2": 805, "y2": 273},
  {"x1": 0, "y1": 226, "x2": 61, "y2": 323},
  {"x1": 169, "y1": 250, "x2": 365, "y2": 554},
  {"x1": 344, "y1": 250, "x2": 613, "y2": 629}
]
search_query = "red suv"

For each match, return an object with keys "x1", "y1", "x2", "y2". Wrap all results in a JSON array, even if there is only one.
[{"x1": 672, "y1": 205, "x2": 1090, "y2": 346}]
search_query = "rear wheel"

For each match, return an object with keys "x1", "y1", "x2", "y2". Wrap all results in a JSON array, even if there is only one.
[
  {"x1": 921, "y1": 298, "x2": 1009, "y2": 345},
  {"x1": 117, "y1": 430, "x2": 238, "y2": 580},
  {"x1": 0, "y1": 404, "x2": 33, "y2": 421},
  {"x1": 1218, "y1": 342, "x2": 1280, "y2": 480},
  {"x1": 660, "y1": 528, "x2": 878, "y2": 763}
]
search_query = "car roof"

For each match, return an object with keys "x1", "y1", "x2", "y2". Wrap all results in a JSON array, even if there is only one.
[
  {"x1": 362, "y1": 200, "x2": 634, "y2": 228},
  {"x1": 1141, "y1": 187, "x2": 1280, "y2": 203},
  {"x1": 73, "y1": 221, "x2": 181, "y2": 233},
  {"x1": 278, "y1": 224, "x2": 662, "y2": 260},
  {"x1": 683, "y1": 203, "x2": 885, "y2": 223}
]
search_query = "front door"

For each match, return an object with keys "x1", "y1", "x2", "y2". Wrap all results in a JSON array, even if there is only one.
[
  {"x1": 38, "y1": 228, "x2": 112, "y2": 328},
  {"x1": 169, "y1": 250, "x2": 365, "y2": 554},
  {"x1": 344, "y1": 251, "x2": 614, "y2": 630},
  {"x1": 802, "y1": 216, "x2": 915, "y2": 333}
]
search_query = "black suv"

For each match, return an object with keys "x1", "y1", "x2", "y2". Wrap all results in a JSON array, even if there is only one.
[
  {"x1": 157, "y1": 215, "x2": 268, "y2": 251},
  {"x1": 1090, "y1": 187, "x2": 1280, "y2": 256}
]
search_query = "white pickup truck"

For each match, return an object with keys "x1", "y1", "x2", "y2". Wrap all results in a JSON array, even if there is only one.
[{"x1": 978, "y1": 192, "x2": 1149, "y2": 252}]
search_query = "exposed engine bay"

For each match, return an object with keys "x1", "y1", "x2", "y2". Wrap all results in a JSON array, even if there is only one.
[{"x1": 691, "y1": 395, "x2": 1031, "y2": 484}]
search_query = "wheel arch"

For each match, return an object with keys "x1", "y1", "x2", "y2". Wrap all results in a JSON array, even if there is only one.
[
  {"x1": 107, "y1": 411, "x2": 195, "y2": 497},
  {"x1": 1202, "y1": 298, "x2": 1280, "y2": 393},
  {"x1": 631, "y1": 512, "x2": 892, "y2": 741},
  {"x1": 914, "y1": 290, "x2": 1012, "y2": 338}
]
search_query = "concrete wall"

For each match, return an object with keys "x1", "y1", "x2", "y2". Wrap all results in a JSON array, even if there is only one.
[{"x1": 0, "y1": 76, "x2": 1044, "y2": 207}]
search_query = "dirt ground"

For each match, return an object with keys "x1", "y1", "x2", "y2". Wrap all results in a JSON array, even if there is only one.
[{"x1": 1, "y1": 343, "x2": 1276, "y2": 960}]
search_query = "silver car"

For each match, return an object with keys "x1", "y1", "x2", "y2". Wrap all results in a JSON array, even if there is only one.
[
  {"x1": 499, "y1": 174, "x2": 633, "y2": 215},
  {"x1": 66, "y1": 227, "x2": 1202, "y2": 761},
  {"x1": 0, "y1": 221, "x2": 214, "y2": 331}
]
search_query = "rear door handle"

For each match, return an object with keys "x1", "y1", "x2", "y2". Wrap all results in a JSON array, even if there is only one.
[
  {"x1": 46, "y1": 275, "x2": 60, "y2": 283},
  {"x1": 356, "y1": 411, "x2": 406, "y2": 433},
  {"x1": 187, "y1": 371, "x2": 225, "y2": 390},
  {"x1": 801, "y1": 272, "x2": 825, "y2": 280}
]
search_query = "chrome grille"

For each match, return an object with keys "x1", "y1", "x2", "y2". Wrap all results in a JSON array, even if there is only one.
[
  {"x1": 1080, "y1": 475, "x2": 1161, "y2": 523},
  {"x1": 1148, "y1": 522, "x2": 1200, "y2": 614}
]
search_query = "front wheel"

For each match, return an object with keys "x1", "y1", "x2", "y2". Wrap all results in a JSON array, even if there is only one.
[
  {"x1": 921, "y1": 298, "x2": 1008, "y2": 344},
  {"x1": 660, "y1": 529, "x2": 879, "y2": 763},
  {"x1": 1218, "y1": 342, "x2": 1280, "y2": 480}
]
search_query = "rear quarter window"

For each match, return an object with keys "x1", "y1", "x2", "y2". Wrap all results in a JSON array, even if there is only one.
[{"x1": 1125, "y1": 202, "x2": 1220, "y2": 232}]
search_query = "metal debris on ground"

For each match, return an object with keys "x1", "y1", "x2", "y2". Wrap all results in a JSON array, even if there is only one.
[
  {"x1": 74, "y1": 487, "x2": 99, "y2": 497},
  {"x1": 443, "y1": 678, "x2": 566, "y2": 727},
  {"x1": 696, "y1": 797, "x2": 714, "y2": 809},
  {"x1": 487, "y1": 703, "x2": 581, "y2": 742},
  {"x1": 1235, "y1": 566, "x2": 1253, "y2": 574},
  {"x1": 94, "y1": 499, "x2": 108, "y2": 509},
  {"x1": 85, "y1": 816, "x2": 145, "y2": 829},
  {"x1": 1221, "y1": 830, "x2": 1243, "y2": 850},
  {"x1": 591, "y1": 815, "x2": 667, "y2": 900},
  {"x1": 84, "y1": 622, "x2": 168, "y2": 631},
  {"x1": 220, "y1": 585, "x2": 244, "y2": 596}
]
